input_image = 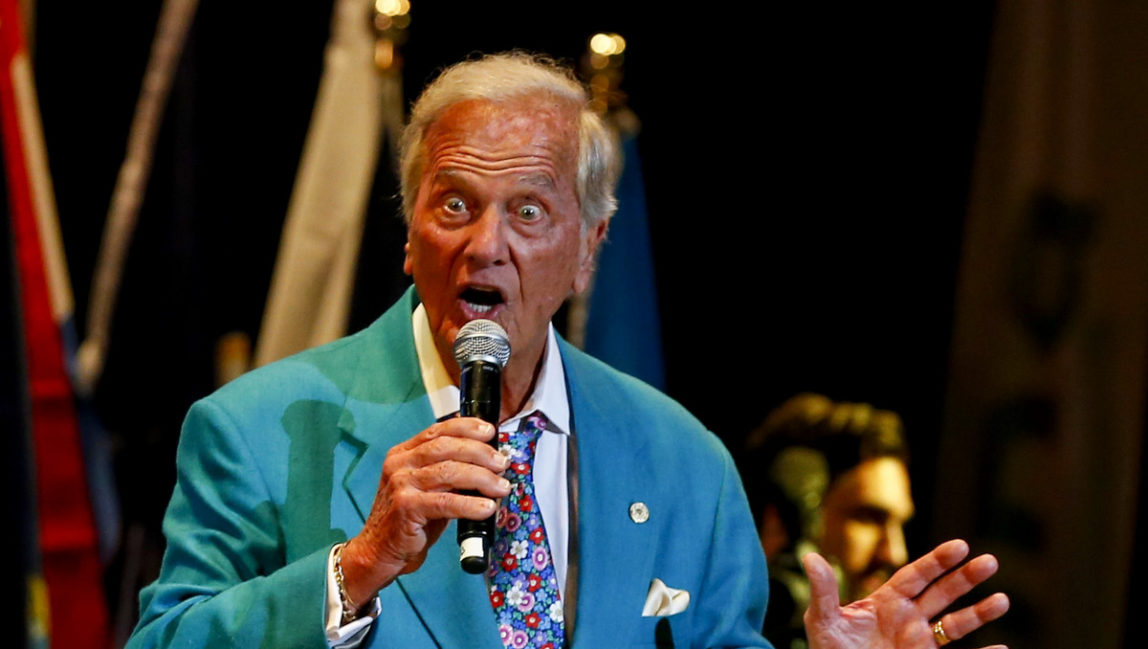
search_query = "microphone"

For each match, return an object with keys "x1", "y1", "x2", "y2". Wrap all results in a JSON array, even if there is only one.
[{"x1": 452, "y1": 319, "x2": 511, "y2": 574}]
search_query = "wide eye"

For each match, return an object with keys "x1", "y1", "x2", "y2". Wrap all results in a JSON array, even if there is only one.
[
  {"x1": 444, "y1": 196, "x2": 468, "y2": 214},
  {"x1": 517, "y1": 204, "x2": 542, "y2": 222}
]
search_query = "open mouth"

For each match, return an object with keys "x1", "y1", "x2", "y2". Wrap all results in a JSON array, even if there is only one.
[{"x1": 460, "y1": 286, "x2": 504, "y2": 315}]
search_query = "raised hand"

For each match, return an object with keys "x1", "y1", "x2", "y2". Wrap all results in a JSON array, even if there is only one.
[{"x1": 803, "y1": 539, "x2": 1010, "y2": 649}]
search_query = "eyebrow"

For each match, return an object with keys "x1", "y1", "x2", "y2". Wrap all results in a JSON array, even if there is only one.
[
  {"x1": 851, "y1": 503, "x2": 915, "y2": 522},
  {"x1": 518, "y1": 173, "x2": 556, "y2": 190}
]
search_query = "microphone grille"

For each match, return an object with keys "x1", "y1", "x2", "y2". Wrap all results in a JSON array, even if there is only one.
[{"x1": 452, "y1": 319, "x2": 511, "y2": 369}]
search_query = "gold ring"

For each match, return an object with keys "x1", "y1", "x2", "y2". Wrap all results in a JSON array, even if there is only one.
[{"x1": 932, "y1": 619, "x2": 951, "y2": 646}]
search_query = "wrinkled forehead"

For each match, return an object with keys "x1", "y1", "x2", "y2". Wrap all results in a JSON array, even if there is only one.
[{"x1": 420, "y1": 96, "x2": 581, "y2": 183}]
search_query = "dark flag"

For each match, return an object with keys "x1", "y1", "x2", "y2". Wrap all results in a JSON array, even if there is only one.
[{"x1": 937, "y1": 3, "x2": 1148, "y2": 648}]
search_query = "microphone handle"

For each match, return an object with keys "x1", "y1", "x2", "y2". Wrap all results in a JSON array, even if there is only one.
[{"x1": 457, "y1": 360, "x2": 501, "y2": 574}]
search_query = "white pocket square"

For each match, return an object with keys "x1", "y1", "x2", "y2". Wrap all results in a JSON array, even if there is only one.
[{"x1": 642, "y1": 578, "x2": 690, "y2": 617}]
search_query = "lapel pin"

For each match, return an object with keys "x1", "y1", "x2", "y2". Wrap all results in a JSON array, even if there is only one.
[{"x1": 629, "y1": 502, "x2": 650, "y2": 524}]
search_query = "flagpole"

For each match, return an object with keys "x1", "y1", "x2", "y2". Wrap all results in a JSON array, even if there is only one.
[
  {"x1": 75, "y1": 0, "x2": 200, "y2": 397},
  {"x1": 253, "y1": 0, "x2": 409, "y2": 367}
]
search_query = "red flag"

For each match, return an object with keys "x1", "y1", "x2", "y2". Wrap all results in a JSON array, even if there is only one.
[{"x1": 1, "y1": 1, "x2": 110, "y2": 646}]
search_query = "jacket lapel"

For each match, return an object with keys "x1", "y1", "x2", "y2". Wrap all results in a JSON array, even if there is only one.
[
  {"x1": 561, "y1": 343, "x2": 660, "y2": 649},
  {"x1": 339, "y1": 288, "x2": 430, "y2": 522},
  {"x1": 395, "y1": 521, "x2": 504, "y2": 649}
]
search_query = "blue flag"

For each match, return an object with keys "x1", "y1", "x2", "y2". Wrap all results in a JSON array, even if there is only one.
[{"x1": 584, "y1": 134, "x2": 665, "y2": 391}]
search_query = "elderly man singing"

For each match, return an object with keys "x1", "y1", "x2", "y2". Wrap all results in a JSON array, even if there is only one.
[{"x1": 128, "y1": 53, "x2": 1008, "y2": 649}]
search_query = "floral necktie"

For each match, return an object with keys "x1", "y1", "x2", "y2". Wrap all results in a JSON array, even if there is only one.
[{"x1": 487, "y1": 411, "x2": 565, "y2": 649}]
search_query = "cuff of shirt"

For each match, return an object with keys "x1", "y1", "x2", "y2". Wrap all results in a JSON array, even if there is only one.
[{"x1": 325, "y1": 544, "x2": 382, "y2": 648}]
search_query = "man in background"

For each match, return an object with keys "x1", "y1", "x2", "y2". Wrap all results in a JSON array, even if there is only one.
[{"x1": 743, "y1": 393, "x2": 915, "y2": 648}]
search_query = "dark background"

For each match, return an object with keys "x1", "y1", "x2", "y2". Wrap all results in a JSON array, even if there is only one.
[{"x1": 28, "y1": 1, "x2": 997, "y2": 642}]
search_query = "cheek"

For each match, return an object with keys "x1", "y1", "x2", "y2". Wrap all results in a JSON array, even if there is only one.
[
  {"x1": 522, "y1": 240, "x2": 580, "y2": 296},
  {"x1": 407, "y1": 227, "x2": 455, "y2": 275},
  {"x1": 840, "y1": 522, "x2": 881, "y2": 568},
  {"x1": 525, "y1": 277, "x2": 570, "y2": 319}
]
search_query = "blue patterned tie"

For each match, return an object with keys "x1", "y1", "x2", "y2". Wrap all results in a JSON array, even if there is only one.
[{"x1": 487, "y1": 411, "x2": 565, "y2": 649}]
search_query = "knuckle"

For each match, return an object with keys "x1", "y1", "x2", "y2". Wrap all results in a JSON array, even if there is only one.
[
  {"x1": 974, "y1": 600, "x2": 996, "y2": 622},
  {"x1": 382, "y1": 453, "x2": 404, "y2": 478},
  {"x1": 434, "y1": 461, "x2": 457, "y2": 486},
  {"x1": 424, "y1": 434, "x2": 458, "y2": 455},
  {"x1": 422, "y1": 422, "x2": 446, "y2": 440},
  {"x1": 385, "y1": 465, "x2": 414, "y2": 489},
  {"x1": 389, "y1": 482, "x2": 418, "y2": 506},
  {"x1": 407, "y1": 443, "x2": 433, "y2": 467},
  {"x1": 432, "y1": 491, "x2": 455, "y2": 514}
]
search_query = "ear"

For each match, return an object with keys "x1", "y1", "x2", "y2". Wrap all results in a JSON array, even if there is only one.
[
  {"x1": 402, "y1": 240, "x2": 413, "y2": 276},
  {"x1": 572, "y1": 219, "x2": 609, "y2": 294}
]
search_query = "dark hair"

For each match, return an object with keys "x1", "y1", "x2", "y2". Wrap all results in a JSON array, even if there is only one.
[{"x1": 740, "y1": 393, "x2": 909, "y2": 540}]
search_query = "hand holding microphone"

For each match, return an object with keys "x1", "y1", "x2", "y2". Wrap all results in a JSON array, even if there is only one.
[
  {"x1": 452, "y1": 319, "x2": 512, "y2": 574},
  {"x1": 335, "y1": 319, "x2": 510, "y2": 603}
]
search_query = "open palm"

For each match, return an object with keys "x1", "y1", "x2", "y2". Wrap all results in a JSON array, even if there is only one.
[{"x1": 803, "y1": 539, "x2": 1010, "y2": 649}]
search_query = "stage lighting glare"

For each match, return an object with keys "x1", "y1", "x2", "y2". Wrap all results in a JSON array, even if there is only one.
[
  {"x1": 590, "y1": 33, "x2": 614, "y2": 55},
  {"x1": 375, "y1": 0, "x2": 410, "y2": 17},
  {"x1": 590, "y1": 32, "x2": 626, "y2": 56}
]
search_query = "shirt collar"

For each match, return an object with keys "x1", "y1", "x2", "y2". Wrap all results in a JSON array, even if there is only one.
[{"x1": 412, "y1": 304, "x2": 570, "y2": 434}]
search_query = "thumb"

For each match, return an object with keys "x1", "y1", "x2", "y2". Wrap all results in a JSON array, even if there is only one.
[{"x1": 802, "y1": 551, "x2": 841, "y2": 627}]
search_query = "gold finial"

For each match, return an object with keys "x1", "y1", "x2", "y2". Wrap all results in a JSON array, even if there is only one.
[
  {"x1": 372, "y1": 0, "x2": 411, "y2": 71},
  {"x1": 582, "y1": 32, "x2": 628, "y2": 115}
]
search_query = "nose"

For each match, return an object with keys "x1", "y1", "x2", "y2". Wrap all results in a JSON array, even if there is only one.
[
  {"x1": 464, "y1": 206, "x2": 509, "y2": 267},
  {"x1": 878, "y1": 522, "x2": 909, "y2": 569}
]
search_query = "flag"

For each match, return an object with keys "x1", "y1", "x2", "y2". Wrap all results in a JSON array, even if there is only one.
[
  {"x1": 1, "y1": 0, "x2": 110, "y2": 646},
  {"x1": 936, "y1": 3, "x2": 1148, "y2": 648},
  {"x1": 1, "y1": 134, "x2": 47, "y2": 649},
  {"x1": 76, "y1": 0, "x2": 200, "y2": 396},
  {"x1": 254, "y1": 0, "x2": 406, "y2": 366},
  {"x1": 582, "y1": 133, "x2": 666, "y2": 390}
]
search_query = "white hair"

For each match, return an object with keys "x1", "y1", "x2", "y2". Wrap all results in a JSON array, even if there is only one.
[{"x1": 398, "y1": 52, "x2": 619, "y2": 229}]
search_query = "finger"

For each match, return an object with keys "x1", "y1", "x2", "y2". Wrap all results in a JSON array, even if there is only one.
[
  {"x1": 933, "y1": 592, "x2": 1010, "y2": 642},
  {"x1": 408, "y1": 460, "x2": 512, "y2": 497},
  {"x1": 390, "y1": 487, "x2": 500, "y2": 524},
  {"x1": 884, "y1": 539, "x2": 970, "y2": 598},
  {"x1": 801, "y1": 552, "x2": 841, "y2": 627},
  {"x1": 394, "y1": 418, "x2": 498, "y2": 452},
  {"x1": 916, "y1": 553, "x2": 1000, "y2": 618},
  {"x1": 387, "y1": 424, "x2": 509, "y2": 477},
  {"x1": 404, "y1": 435, "x2": 511, "y2": 474}
]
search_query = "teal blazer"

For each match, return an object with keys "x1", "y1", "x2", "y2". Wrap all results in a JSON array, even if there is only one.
[{"x1": 129, "y1": 289, "x2": 769, "y2": 648}]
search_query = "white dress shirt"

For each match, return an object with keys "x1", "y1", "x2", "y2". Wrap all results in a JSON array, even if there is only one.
[{"x1": 326, "y1": 305, "x2": 572, "y2": 646}]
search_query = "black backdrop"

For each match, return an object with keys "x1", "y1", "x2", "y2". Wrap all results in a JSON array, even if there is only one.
[{"x1": 30, "y1": 1, "x2": 995, "y2": 639}]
